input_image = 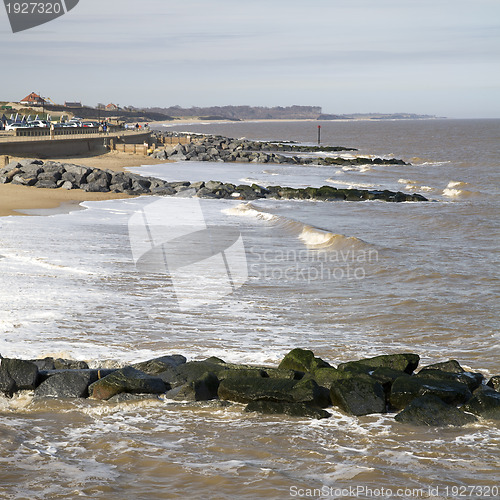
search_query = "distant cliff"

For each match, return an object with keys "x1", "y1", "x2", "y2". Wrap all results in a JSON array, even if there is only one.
[{"x1": 143, "y1": 105, "x2": 323, "y2": 120}]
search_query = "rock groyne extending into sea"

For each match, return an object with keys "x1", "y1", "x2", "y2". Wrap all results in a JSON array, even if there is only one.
[
  {"x1": 0, "y1": 157, "x2": 428, "y2": 202},
  {"x1": 1, "y1": 350, "x2": 498, "y2": 426},
  {"x1": 149, "y1": 133, "x2": 409, "y2": 167}
]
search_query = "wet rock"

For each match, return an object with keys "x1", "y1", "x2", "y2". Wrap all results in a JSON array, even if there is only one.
[
  {"x1": 330, "y1": 375, "x2": 386, "y2": 416},
  {"x1": 218, "y1": 377, "x2": 295, "y2": 404},
  {"x1": 278, "y1": 348, "x2": 331, "y2": 373},
  {"x1": 217, "y1": 376, "x2": 325, "y2": 406},
  {"x1": 390, "y1": 375, "x2": 472, "y2": 410},
  {"x1": 395, "y1": 395, "x2": 477, "y2": 427},
  {"x1": 132, "y1": 354, "x2": 187, "y2": 375},
  {"x1": 159, "y1": 360, "x2": 229, "y2": 388},
  {"x1": 245, "y1": 401, "x2": 331, "y2": 419},
  {"x1": 88, "y1": 366, "x2": 168, "y2": 400},
  {"x1": 415, "y1": 368, "x2": 483, "y2": 392},
  {"x1": 167, "y1": 372, "x2": 220, "y2": 402},
  {"x1": 462, "y1": 388, "x2": 500, "y2": 420},
  {"x1": 54, "y1": 359, "x2": 89, "y2": 370},
  {"x1": 486, "y1": 376, "x2": 499, "y2": 392},
  {"x1": 0, "y1": 358, "x2": 39, "y2": 391},
  {"x1": 32, "y1": 357, "x2": 57, "y2": 370},
  {"x1": 0, "y1": 369, "x2": 16, "y2": 397},
  {"x1": 338, "y1": 353, "x2": 420, "y2": 375},
  {"x1": 34, "y1": 370, "x2": 97, "y2": 398}
]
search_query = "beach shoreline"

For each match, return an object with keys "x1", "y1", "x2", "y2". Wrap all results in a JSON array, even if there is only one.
[{"x1": 0, "y1": 151, "x2": 168, "y2": 217}]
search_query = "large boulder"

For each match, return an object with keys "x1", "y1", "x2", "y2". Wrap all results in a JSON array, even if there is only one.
[
  {"x1": 34, "y1": 370, "x2": 97, "y2": 398},
  {"x1": 415, "y1": 368, "x2": 483, "y2": 391},
  {"x1": 0, "y1": 358, "x2": 39, "y2": 391},
  {"x1": 166, "y1": 372, "x2": 220, "y2": 402},
  {"x1": 338, "y1": 353, "x2": 420, "y2": 375},
  {"x1": 132, "y1": 354, "x2": 186, "y2": 375},
  {"x1": 245, "y1": 401, "x2": 331, "y2": 420},
  {"x1": 390, "y1": 375, "x2": 472, "y2": 410},
  {"x1": 278, "y1": 348, "x2": 331, "y2": 373},
  {"x1": 330, "y1": 375, "x2": 386, "y2": 416},
  {"x1": 418, "y1": 360, "x2": 484, "y2": 391},
  {"x1": 158, "y1": 360, "x2": 229, "y2": 388},
  {"x1": 218, "y1": 376, "x2": 326, "y2": 406},
  {"x1": 88, "y1": 366, "x2": 168, "y2": 400},
  {"x1": 395, "y1": 395, "x2": 477, "y2": 427},
  {"x1": 461, "y1": 388, "x2": 500, "y2": 420}
]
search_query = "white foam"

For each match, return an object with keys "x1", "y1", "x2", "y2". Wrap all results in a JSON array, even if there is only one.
[{"x1": 223, "y1": 202, "x2": 366, "y2": 250}]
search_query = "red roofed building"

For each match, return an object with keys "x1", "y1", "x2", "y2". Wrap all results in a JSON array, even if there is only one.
[
  {"x1": 19, "y1": 92, "x2": 46, "y2": 106},
  {"x1": 106, "y1": 103, "x2": 120, "y2": 111}
]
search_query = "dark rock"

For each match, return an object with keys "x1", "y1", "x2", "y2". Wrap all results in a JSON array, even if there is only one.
[
  {"x1": 278, "y1": 348, "x2": 331, "y2": 373},
  {"x1": 34, "y1": 370, "x2": 97, "y2": 398},
  {"x1": 416, "y1": 368, "x2": 483, "y2": 391},
  {"x1": 132, "y1": 354, "x2": 187, "y2": 375},
  {"x1": 311, "y1": 367, "x2": 349, "y2": 390},
  {"x1": 330, "y1": 375, "x2": 386, "y2": 416},
  {"x1": 390, "y1": 375, "x2": 472, "y2": 410},
  {"x1": 53, "y1": 359, "x2": 89, "y2": 370},
  {"x1": 159, "y1": 360, "x2": 228, "y2": 387},
  {"x1": 167, "y1": 372, "x2": 220, "y2": 402},
  {"x1": 218, "y1": 377, "x2": 297, "y2": 404},
  {"x1": 37, "y1": 368, "x2": 115, "y2": 385},
  {"x1": 88, "y1": 366, "x2": 168, "y2": 400},
  {"x1": 220, "y1": 368, "x2": 269, "y2": 380},
  {"x1": 32, "y1": 357, "x2": 56, "y2": 370},
  {"x1": 338, "y1": 353, "x2": 420, "y2": 375},
  {"x1": 0, "y1": 369, "x2": 16, "y2": 397},
  {"x1": 245, "y1": 401, "x2": 331, "y2": 419},
  {"x1": 395, "y1": 395, "x2": 477, "y2": 427},
  {"x1": 462, "y1": 389, "x2": 500, "y2": 420},
  {"x1": 292, "y1": 378, "x2": 330, "y2": 407},
  {"x1": 0, "y1": 358, "x2": 38, "y2": 391},
  {"x1": 487, "y1": 376, "x2": 500, "y2": 392},
  {"x1": 82, "y1": 179, "x2": 110, "y2": 192}
]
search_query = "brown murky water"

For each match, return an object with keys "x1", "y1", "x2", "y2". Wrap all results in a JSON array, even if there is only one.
[{"x1": 1, "y1": 119, "x2": 499, "y2": 499}]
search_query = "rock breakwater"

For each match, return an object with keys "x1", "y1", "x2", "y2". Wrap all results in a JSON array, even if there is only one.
[
  {"x1": 150, "y1": 133, "x2": 408, "y2": 167},
  {"x1": 0, "y1": 159, "x2": 428, "y2": 202},
  {"x1": 1, "y1": 350, "x2": 498, "y2": 426}
]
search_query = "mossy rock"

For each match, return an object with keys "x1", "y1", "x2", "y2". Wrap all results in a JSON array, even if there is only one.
[
  {"x1": 338, "y1": 353, "x2": 420, "y2": 375},
  {"x1": 330, "y1": 375, "x2": 386, "y2": 416},
  {"x1": 278, "y1": 348, "x2": 331, "y2": 373},
  {"x1": 395, "y1": 395, "x2": 477, "y2": 427}
]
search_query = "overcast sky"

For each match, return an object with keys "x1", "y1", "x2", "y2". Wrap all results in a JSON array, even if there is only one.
[{"x1": 1, "y1": 0, "x2": 499, "y2": 118}]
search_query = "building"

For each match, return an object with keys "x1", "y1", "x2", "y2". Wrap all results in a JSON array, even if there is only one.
[
  {"x1": 106, "y1": 103, "x2": 120, "y2": 111},
  {"x1": 19, "y1": 92, "x2": 46, "y2": 106},
  {"x1": 65, "y1": 101, "x2": 82, "y2": 108}
]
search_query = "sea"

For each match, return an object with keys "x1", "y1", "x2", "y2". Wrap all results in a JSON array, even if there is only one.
[{"x1": 0, "y1": 119, "x2": 498, "y2": 499}]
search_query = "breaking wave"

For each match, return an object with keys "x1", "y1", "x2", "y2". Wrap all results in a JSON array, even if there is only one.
[{"x1": 223, "y1": 202, "x2": 368, "y2": 250}]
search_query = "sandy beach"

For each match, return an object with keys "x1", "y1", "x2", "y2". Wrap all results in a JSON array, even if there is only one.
[{"x1": 0, "y1": 150, "x2": 168, "y2": 217}]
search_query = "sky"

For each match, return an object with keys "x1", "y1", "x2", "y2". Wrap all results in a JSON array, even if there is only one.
[{"x1": 1, "y1": 0, "x2": 499, "y2": 118}]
